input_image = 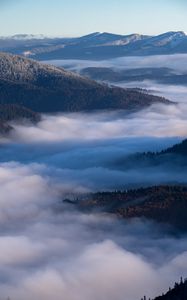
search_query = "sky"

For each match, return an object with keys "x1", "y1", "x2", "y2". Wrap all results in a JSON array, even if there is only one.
[{"x1": 0, "y1": 0, "x2": 187, "y2": 36}]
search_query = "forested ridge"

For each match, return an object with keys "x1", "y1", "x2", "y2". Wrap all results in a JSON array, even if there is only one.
[
  {"x1": 0, "y1": 52, "x2": 171, "y2": 113},
  {"x1": 72, "y1": 185, "x2": 187, "y2": 230}
]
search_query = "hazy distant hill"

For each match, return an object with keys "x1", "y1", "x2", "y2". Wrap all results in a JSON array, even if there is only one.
[
  {"x1": 161, "y1": 139, "x2": 187, "y2": 156},
  {"x1": 0, "y1": 52, "x2": 170, "y2": 112},
  {"x1": 80, "y1": 66, "x2": 187, "y2": 86},
  {"x1": 110, "y1": 138, "x2": 187, "y2": 173},
  {"x1": 81, "y1": 67, "x2": 172, "y2": 80},
  {"x1": 1, "y1": 31, "x2": 187, "y2": 60}
]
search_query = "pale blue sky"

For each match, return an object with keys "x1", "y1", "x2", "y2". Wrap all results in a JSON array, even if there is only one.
[{"x1": 0, "y1": 0, "x2": 187, "y2": 36}]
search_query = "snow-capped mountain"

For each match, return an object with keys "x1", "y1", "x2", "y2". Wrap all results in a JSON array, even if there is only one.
[
  {"x1": 0, "y1": 31, "x2": 187, "y2": 59},
  {"x1": 0, "y1": 34, "x2": 52, "y2": 40}
]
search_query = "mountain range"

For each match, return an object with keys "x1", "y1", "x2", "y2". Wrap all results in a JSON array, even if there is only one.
[{"x1": 1, "y1": 31, "x2": 187, "y2": 60}]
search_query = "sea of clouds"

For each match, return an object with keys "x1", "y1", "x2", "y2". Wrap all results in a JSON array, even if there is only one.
[
  {"x1": 0, "y1": 158, "x2": 187, "y2": 300},
  {"x1": 1, "y1": 55, "x2": 187, "y2": 299}
]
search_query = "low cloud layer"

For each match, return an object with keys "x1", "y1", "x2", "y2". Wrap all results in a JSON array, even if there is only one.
[
  {"x1": 47, "y1": 54, "x2": 187, "y2": 73},
  {"x1": 7, "y1": 103, "x2": 187, "y2": 143}
]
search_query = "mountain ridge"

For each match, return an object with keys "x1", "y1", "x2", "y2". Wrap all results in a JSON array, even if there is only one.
[{"x1": 1, "y1": 31, "x2": 187, "y2": 60}]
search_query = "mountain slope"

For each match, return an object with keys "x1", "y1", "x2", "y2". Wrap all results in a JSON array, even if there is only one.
[{"x1": 0, "y1": 52, "x2": 170, "y2": 112}]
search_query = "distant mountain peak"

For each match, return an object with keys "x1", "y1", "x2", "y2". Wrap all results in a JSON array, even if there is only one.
[{"x1": 157, "y1": 31, "x2": 186, "y2": 38}]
